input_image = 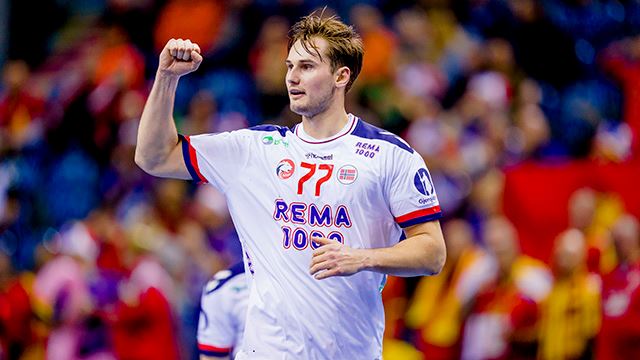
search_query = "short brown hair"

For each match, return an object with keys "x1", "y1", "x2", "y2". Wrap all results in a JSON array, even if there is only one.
[{"x1": 288, "y1": 10, "x2": 364, "y2": 92}]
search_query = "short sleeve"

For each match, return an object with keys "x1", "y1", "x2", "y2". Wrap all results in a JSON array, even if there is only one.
[
  {"x1": 386, "y1": 150, "x2": 442, "y2": 228},
  {"x1": 179, "y1": 129, "x2": 252, "y2": 191},
  {"x1": 197, "y1": 282, "x2": 235, "y2": 357}
]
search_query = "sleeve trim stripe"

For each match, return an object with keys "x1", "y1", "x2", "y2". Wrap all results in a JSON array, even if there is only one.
[
  {"x1": 179, "y1": 134, "x2": 208, "y2": 184},
  {"x1": 398, "y1": 212, "x2": 443, "y2": 228},
  {"x1": 395, "y1": 206, "x2": 442, "y2": 226},
  {"x1": 198, "y1": 344, "x2": 231, "y2": 356}
]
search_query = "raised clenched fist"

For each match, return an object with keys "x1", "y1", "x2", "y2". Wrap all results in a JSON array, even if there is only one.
[{"x1": 158, "y1": 38, "x2": 203, "y2": 77}]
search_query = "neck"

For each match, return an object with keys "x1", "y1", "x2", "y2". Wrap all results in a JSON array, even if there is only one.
[{"x1": 301, "y1": 98, "x2": 349, "y2": 139}]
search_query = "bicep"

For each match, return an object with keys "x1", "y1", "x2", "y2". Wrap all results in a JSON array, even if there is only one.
[
  {"x1": 403, "y1": 220, "x2": 446, "y2": 261},
  {"x1": 404, "y1": 220, "x2": 444, "y2": 242},
  {"x1": 145, "y1": 142, "x2": 192, "y2": 180}
]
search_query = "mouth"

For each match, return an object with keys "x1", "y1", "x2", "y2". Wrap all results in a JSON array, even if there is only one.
[{"x1": 289, "y1": 89, "x2": 305, "y2": 99}]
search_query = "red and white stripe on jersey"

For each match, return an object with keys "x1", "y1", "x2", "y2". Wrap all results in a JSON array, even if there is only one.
[
  {"x1": 395, "y1": 205, "x2": 442, "y2": 228},
  {"x1": 198, "y1": 343, "x2": 232, "y2": 357},
  {"x1": 179, "y1": 134, "x2": 208, "y2": 184}
]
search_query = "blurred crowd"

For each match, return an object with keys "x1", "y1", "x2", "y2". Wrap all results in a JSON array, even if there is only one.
[{"x1": 1, "y1": 0, "x2": 640, "y2": 359}]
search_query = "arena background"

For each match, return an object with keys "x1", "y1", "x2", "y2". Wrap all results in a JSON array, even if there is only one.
[{"x1": 1, "y1": 0, "x2": 640, "y2": 359}]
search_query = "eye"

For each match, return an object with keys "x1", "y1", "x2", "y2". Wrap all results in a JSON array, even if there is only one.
[
  {"x1": 302, "y1": 64, "x2": 313, "y2": 70},
  {"x1": 286, "y1": 63, "x2": 293, "y2": 70}
]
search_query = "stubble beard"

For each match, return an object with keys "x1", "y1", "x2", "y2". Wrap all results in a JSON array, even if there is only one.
[{"x1": 289, "y1": 86, "x2": 336, "y2": 118}]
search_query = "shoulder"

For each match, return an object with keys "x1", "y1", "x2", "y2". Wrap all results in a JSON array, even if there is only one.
[
  {"x1": 203, "y1": 263, "x2": 247, "y2": 295},
  {"x1": 349, "y1": 118, "x2": 414, "y2": 155},
  {"x1": 248, "y1": 124, "x2": 295, "y2": 137},
  {"x1": 187, "y1": 124, "x2": 294, "y2": 143}
]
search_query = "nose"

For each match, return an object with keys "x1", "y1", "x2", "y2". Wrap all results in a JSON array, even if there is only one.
[{"x1": 286, "y1": 67, "x2": 300, "y2": 86}]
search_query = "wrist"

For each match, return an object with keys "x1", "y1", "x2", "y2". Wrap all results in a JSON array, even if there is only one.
[
  {"x1": 358, "y1": 248, "x2": 376, "y2": 272},
  {"x1": 155, "y1": 70, "x2": 181, "y2": 83},
  {"x1": 154, "y1": 71, "x2": 181, "y2": 92}
]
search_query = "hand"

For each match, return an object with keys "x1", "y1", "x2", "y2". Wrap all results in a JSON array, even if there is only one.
[
  {"x1": 158, "y1": 38, "x2": 203, "y2": 78},
  {"x1": 309, "y1": 237, "x2": 368, "y2": 280}
]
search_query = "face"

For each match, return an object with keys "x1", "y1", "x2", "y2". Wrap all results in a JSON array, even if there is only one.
[
  {"x1": 553, "y1": 229, "x2": 585, "y2": 276},
  {"x1": 612, "y1": 215, "x2": 640, "y2": 263},
  {"x1": 285, "y1": 38, "x2": 340, "y2": 118},
  {"x1": 484, "y1": 217, "x2": 519, "y2": 273},
  {"x1": 443, "y1": 219, "x2": 473, "y2": 264}
]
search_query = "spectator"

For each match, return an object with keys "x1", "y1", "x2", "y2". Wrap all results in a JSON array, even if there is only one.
[
  {"x1": 568, "y1": 187, "x2": 623, "y2": 274},
  {"x1": 350, "y1": 4, "x2": 397, "y2": 85},
  {"x1": 462, "y1": 216, "x2": 551, "y2": 360},
  {"x1": 249, "y1": 16, "x2": 290, "y2": 120},
  {"x1": 597, "y1": 214, "x2": 640, "y2": 360},
  {"x1": 406, "y1": 219, "x2": 492, "y2": 360},
  {"x1": 0, "y1": 251, "x2": 33, "y2": 359},
  {"x1": 538, "y1": 229, "x2": 601, "y2": 360},
  {"x1": 0, "y1": 60, "x2": 45, "y2": 149},
  {"x1": 111, "y1": 258, "x2": 180, "y2": 360}
]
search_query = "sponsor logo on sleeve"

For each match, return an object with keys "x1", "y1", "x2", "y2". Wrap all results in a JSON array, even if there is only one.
[
  {"x1": 414, "y1": 168, "x2": 435, "y2": 196},
  {"x1": 337, "y1": 165, "x2": 358, "y2": 185},
  {"x1": 276, "y1": 159, "x2": 295, "y2": 180},
  {"x1": 262, "y1": 135, "x2": 289, "y2": 147}
]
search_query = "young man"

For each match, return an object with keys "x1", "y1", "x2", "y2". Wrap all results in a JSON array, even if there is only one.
[
  {"x1": 136, "y1": 12, "x2": 446, "y2": 359},
  {"x1": 198, "y1": 263, "x2": 249, "y2": 360}
]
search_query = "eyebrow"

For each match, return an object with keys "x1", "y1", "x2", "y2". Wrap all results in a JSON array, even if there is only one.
[{"x1": 285, "y1": 59, "x2": 319, "y2": 65}]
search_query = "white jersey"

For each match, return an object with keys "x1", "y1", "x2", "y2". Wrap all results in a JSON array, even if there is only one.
[
  {"x1": 181, "y1": 114, "x2": 441, "y2": 359},
  {"x1": 198, "y1": 263, "x2": 249, "y2": 358}
]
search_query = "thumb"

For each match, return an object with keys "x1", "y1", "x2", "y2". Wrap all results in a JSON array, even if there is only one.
[{"x1": 192, "y1": 50, "x2": 203, "y2": 65}]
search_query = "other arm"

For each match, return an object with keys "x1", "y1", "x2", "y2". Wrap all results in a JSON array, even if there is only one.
[
  {"x1": 310, "y1": 220, "x2": 446, "y2": 278},
  {"x1": 200, "y1": 355, "x2": 229, "y2": 360},
  {"x1": 135, "y1": 38, "x2": 202, "y2": 178}
]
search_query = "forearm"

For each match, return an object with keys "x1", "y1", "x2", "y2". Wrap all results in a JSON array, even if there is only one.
[
  {"x1": 134, "y1": 73, "x2": 181, "y2": 172},
  {"x1": 310, "y1": 220, "x2": 446, "y2": 279},
  {"x1": 361, "y1": 233, "x2": 446, "y2": 277}
]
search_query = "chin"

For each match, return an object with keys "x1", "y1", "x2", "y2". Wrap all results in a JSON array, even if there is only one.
[{"x1": 289, "y1": 104, "x2": 310, "y2": 117}]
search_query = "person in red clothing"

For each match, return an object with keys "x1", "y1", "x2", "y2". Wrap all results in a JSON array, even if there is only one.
[
  {"x1": 0, "y1": 60, "x2": 45, "y2": 149},
  {"x1": 597, "y1": 214, "x2": 640, "y2": 360},
  {"x1": 110, "y1": 257, "x2": 180, "y2": 360},
  {"x1": 462, "y1": 216, "x2": 551, "y2": 360},
  {"x1": 0, "y1": 251, "x2": 33, "y2": 360}
]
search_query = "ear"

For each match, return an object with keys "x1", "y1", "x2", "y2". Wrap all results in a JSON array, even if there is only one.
[{"x1": 335, "y1": 66, "x2": 351, "y2": 89}]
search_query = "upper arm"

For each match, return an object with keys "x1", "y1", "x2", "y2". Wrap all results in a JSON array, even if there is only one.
[
  {"x1": 140, "y1": 140, "x2": 192, "y2": 180},
  {"x1": 134, "y1": 137, "x2": 191, "y2": 180},
  {"x1": 200, "y1": 355, "x2": 229, "y2": 360},
  {"x1": 403, "y1": 220, "x2": 446, "y2": 273},
  {"x1": 404, "y1": 220, "x2": 445, "y2": 254},
  {"x1": 404, "y1": 220, "x2": 444, "y2": 241}
]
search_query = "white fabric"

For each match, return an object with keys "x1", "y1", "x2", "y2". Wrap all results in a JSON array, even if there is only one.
[
  {"x1": 198, "y1": 268, "x2": 249, "y2": 358},
  {"x1": 185, "y1": 115, "x2": 441, "y2": 359}
]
